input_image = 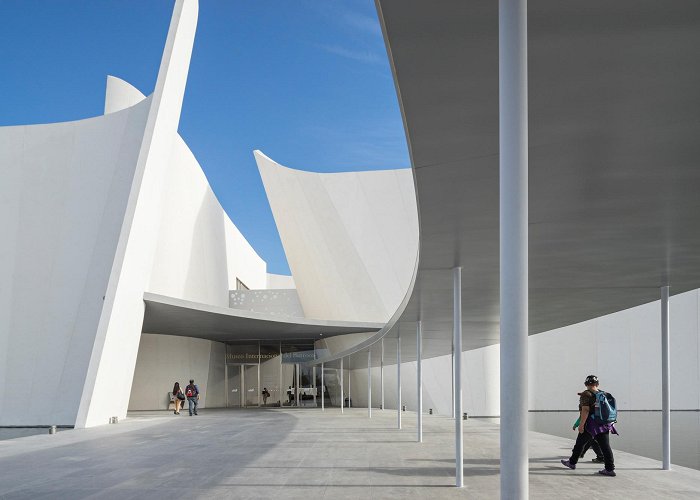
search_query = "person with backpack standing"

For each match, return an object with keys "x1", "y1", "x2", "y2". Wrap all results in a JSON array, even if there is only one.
[
  {"x1": 561, "y1": 375, "x2": 617, "y2": 476},
  {"x1": 185, "y1": 379, "x2": 200, "y2": 416}
]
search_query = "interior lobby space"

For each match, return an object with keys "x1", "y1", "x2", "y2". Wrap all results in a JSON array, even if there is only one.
[{"x1": 2, "y1": 408, "x2": 700, "y2": 499}]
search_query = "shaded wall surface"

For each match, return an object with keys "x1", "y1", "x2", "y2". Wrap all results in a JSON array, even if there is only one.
[{"x1": 128, "y1": 334, "x2": 225, "y2": 410}]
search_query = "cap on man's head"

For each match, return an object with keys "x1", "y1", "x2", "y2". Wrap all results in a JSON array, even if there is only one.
[{"x1": 585, "y1": 375, "x2": 599, "y2": 386}]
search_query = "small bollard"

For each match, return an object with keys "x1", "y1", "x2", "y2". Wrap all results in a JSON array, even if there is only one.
[
  {"x1": 402, "y1": 405, "x2": 406, "y2": 412},
  {"x1": 429, "y1": 408, "x2": 433, "y2": 415},
  {"x1": 48, "y1": 425, "x2": 57, "y2": 435},
  {"x1": 463, "y1": 412, "x2": 468, "y2": 420}
]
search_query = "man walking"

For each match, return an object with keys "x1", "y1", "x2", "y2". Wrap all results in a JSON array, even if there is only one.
[
  {"x1": 185, "y1": 379, "x2": 200, "y2": 416},
  {"x1": 561, "y1": 375, "x2": 617, "y2": 476}
]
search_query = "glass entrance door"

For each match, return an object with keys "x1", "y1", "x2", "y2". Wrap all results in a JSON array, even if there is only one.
[
  {"x1": 244, "y1": 364, "x2": 259, "y2": 407},
  {"x1": 227, "y1": 365, "x2": 242, "y2": 408},
  {"x1": 227, "y1": 364, "x2": 260, "y2": 408}
]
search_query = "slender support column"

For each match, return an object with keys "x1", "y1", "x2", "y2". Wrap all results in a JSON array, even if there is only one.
[
  {"x1": 397, "y1": 336, "x2": 402, "y2": 429},
  {"x1": 452, "y1": 340, "x2": 455, "y2": 419},
  {"x1": 381, "y1": 339, "x2": 385, "y2": 410},
  {"x1": 499, "y1": 0, "x2": 529, "y2": 497},
  {"x1": 313, "y1": 365, "x2": 317, "y2": 407},
  {"x1": 417, "y1": 320, "x2": 423, "y2": 443},
  {"x1": 340, "y1": 358, "x2": 344, "y2": 414},
  {"x1": 368, "y1": 350, "x2": 372, "y2": 418},
  {"x1": 661, "y1": 285, "x2": 671, "y2": 470},
  {"x1": 321, "y1": 362, "x2": 325, "y2": 411},
  {"x1": 453, "y1": 267, "x2": 464, "y2": 487},
  {"x1": 348, "y1": 359, "x2": 352, "y2": 408}
]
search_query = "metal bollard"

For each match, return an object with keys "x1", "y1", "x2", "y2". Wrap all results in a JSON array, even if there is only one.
[
  {"x1": 429, "y1": 408, "x2": 433, "y2": 415},
  {"x1": 463, "y1": 412, "x2": 468, "y2": 420},
  {"x1": 49, "y1": 425, "x2": 57, "y2": 435}
]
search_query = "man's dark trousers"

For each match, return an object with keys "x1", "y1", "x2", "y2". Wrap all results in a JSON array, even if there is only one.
[{"x1": 569, "y1": 431, "x2": 614, "y2": 471}]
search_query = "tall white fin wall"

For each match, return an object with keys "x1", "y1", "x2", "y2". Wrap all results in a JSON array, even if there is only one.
[
  {"x1": 256, "y1": 151, "x2": 418, "y2": 324},
  {"x1": 75, "y1": 0, "x2": 199, "y2": 428}
]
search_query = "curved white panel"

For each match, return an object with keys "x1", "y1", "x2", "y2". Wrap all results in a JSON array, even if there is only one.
[
  {"x1": 255, "y1": 151, "x2": 418, "y2": 324},
  {"x1": 104, "y1": 75, "x2": 147, "y2": 114},
  {"x1": 0, "y1": 99, "x2": 153, "y2": 426},
  {"x1": 147, "y1": 134, "x2": 267, "y2": 307}
]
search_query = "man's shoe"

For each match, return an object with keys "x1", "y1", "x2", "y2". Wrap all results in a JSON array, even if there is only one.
[
  {"x1": 598, "y1": 469, "x2": 616, "y2": 477},
  {"x1": 591, "y1": 457, "x2": 605, "y2": 463},
  {"x1": 561, "y1": 459, "x2": 576, "y2": 470}
]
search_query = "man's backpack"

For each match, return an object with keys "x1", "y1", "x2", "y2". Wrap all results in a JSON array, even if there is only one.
[
  {"x1": 186, "y1": 385, "x2": 196, "y2": 398},
  {"x1": 592, "y1": 391, "x2": 617, "y2": 423}
]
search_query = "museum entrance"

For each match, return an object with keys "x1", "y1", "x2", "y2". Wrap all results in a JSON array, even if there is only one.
[{"x1": 224, "y1": 340, "x2": 330, "y2": 408}]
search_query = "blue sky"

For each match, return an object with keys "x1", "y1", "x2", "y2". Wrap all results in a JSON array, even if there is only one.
[{"x1": 0, "y1": 0, "x2": 409, "y2": 275}]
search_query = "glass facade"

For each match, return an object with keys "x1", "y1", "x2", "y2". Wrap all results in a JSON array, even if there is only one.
[{"x1": 225, "y1": 340, "x2": 325, "y2": 408}]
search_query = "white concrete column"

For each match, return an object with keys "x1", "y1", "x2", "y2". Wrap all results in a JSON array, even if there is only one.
[
  {"x1": 368, "y1": 350, "x2": 372, "y2": 418},
  {"x1": 348, "y1": 358, "x2": 352, "y2": 408},
  {"x1": 321, "y1": 362, "x2": 325, "y2": 411},
  {"x1": 452, "y1": 342, "x2": 456, "y2": 419},
  {"x1": 661, "y1": 285, "x2": 671, "y2": 470},
  {"x1": 499, "y1": 0, "x2": 529, "y2": 497},
  {"x1": 417, "y1": 320, "x2": 423, "y2": 443},
  {"x1": 397, "y1": 336, "x2": 402, "y2": 429},
  {"x1": 381, "y1": 339, "x2": 385, "y2": 410},
  {"x1": 453, "y1": 267, "x2": 463, "y2": 487},
  {"x1": 340, "y1": 358, "x2": 344, "y2": 414}
]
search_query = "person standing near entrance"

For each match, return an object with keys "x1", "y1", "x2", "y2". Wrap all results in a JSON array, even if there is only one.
[
  {"x1": 185, "y1": 379, "x2": 200, "y2": 416},
  {"x1": 561, "y1": 375, "x2": 617, "y2": 476},
  {"x1": 172, "y1": 382, "x2": 185, "y2": 414}
]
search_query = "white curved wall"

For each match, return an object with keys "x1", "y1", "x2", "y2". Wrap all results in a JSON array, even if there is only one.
[
  {"x1": 0, "y1": 100, "x2": 152, "y2": 426},
  {"x1": 147, "y1": 135, "x2": 266, "y2": 306},
  {"x1": 104, "y1": 75, "x2": 149, "y2": 114},
  {"x1": 256, "y1": 151, "x2": 418, "y2": 323},
  {"x1": 105, "y1": 75, "x2": 268, "y2": 307},
  {"x1": 1, "y1": 0, "x2": 271, "y2": 426}
]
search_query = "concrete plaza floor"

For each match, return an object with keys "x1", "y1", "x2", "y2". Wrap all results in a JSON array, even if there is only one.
[{"x1": 1, "y1": 407, "x2": 699, "y2": 499}]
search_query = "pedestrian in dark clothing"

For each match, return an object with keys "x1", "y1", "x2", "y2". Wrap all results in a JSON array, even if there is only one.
[
  {"x1": 185, "y1": 379, "x2": 200, "y2": 416},
  {"x1": 572, "y1": 413, "x2": 605, "y2": 463},
  {"x1": 561, "y1": 375, "x2": 617, "y2": 476}
]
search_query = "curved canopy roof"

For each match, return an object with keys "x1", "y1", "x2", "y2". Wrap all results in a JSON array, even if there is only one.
[
  {"x1": 142, "y1": 292, "x2": 383, "y2": 342},
  {"x1": 320, "y1": 0, "x2": 700, "y2": 365}
]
